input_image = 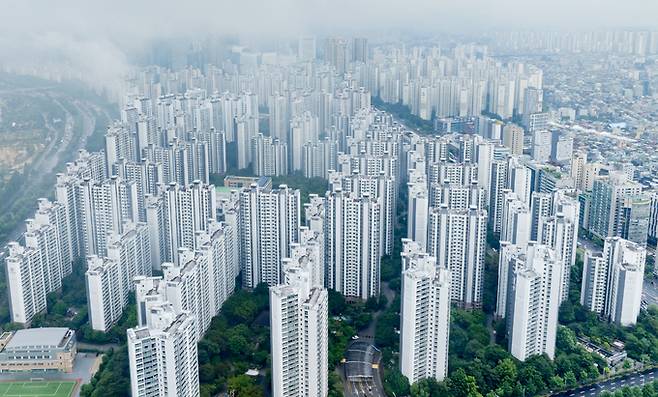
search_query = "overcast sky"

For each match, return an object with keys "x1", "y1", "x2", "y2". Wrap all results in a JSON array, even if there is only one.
[{"x1": 1, "y1": 0, "x2": 656, "y2": 92}]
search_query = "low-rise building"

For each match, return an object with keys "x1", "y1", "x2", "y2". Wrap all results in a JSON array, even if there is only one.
[{"x1": 0, "y1": 328, "x2": 76, "y2": 373}]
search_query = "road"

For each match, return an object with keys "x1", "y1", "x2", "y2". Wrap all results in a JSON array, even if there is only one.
[
  {"x1": 552, "y1": 368, "x2": 658, "y2": 397},
  {"x1": 341, "y1": 280, "x2": 395, "y2": 397},
  {"x1": 343, "y1": 341, "x2": 384, "y2": 397},
  {"x1": 358, "y1": 281, "x2": 395, "y2": 340},
  {"x1": 0, "y1": 91, "x2": 101, "y2": 249}
]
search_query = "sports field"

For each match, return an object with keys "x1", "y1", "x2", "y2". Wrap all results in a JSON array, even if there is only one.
[{"x1": 0, "y1": 381, "x2": 76, "y2": 397}]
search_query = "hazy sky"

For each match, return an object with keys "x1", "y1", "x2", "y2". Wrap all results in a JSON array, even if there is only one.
[
  {"x1": 3, "y1": 0, "x2": 657, "y2": 39},
  {"x1": 1, "y1": 0, "x2": 657, "y2": 92}
]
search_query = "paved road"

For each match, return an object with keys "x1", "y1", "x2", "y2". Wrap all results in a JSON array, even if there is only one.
[
  {"x1": 0, "y1": 92, "x2": 100, "y2": 254},
  {"x1": 552, "y1": 368, "x2": 658, "y2": 397},
  {"x1": 343, "y1": 341, "x2": 384, "y2": 397},
  {"x1": 358, "y1": 281, "x2": 395, "y2": 340}
]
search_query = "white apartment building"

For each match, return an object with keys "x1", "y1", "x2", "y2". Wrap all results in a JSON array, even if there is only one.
[
  {"x1": 323, "y1": 189, "x2": 381, "y2": 299},
  {"x1": 85, "y1": 222, "x2": 151, "y2": 332},
  {"x1": 127, "y1": 303, "x2": 199, "y2": 397},
  {"x1": 500, "y1": 190, "x2": 532, "y2": 248},
  {"x1": 146, "y1": 180, "x2": 217, "y2": 267},
  {"x1": 79, "y1": 176, "x2": 139, "y2": 256},
  {"x1": 270, "y1": 260, "x2": 328, "y2": 397},
  {"x1": 239, "y1": 183, "x2": 300, "y2": 288},
  {"x1": 400, "y1": 245, "x2": 451, "y2": 384},
  {"x1": 5, "y1": 243, "x2": 47, "y2": 324},
  {"x1": 427, "y1": 204, "x2": 487, "y2": 307},
  {"x1": 135, "y1": 220, "x2": 235, "y2": 339},
  {"x1": 581, "y1": 237, "x2": 646, "y2": 326},
  {"x1": 407, "y1": 178, "x2": 429, "y2": 251},
  {"x1": 507, "y1": 243, "x2": 562, "y2": 361}
]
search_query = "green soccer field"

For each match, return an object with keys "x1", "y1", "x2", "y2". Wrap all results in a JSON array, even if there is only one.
[{"x1": 0, "y1": 381, "x2": 76, "y2": 397}]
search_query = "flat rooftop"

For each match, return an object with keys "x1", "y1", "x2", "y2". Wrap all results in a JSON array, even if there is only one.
[{"x1": 5, "y1": 327, "x2": 71, "y2": 349}]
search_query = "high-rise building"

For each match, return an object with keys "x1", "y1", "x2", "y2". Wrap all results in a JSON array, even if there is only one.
[
  {"x1": 329, "y1": 171, "x2": 395, "y2": 256},
  {"x1": 135, "y1": 220, "x2": 235, "y2": 339},
  {"x1": 530, "y1": 192, "x2": 553, "y2": 241},
  {"x1": 86, "y1": 256, "x2": 127, "y2": 332},
  {"x1": 302, "y1": 138, "x2": 337, "y2": 179},
  {"x1": 6, "y1": 197, "x2": 80, "y2": 325},
  {"x1": 105, "y1": 123, "x2": 137, "y2": 168},
  {"x1": 489, "y1": 158, "x2": 509, "y2": 233},
  {"x1": 86, "y1": 222, "x2": 151, "y2": 332},
  {"x1": 427, "y1": 204, "x2": 487, "y2": 307},
  {"x1": 429, "y1": 181, "x2": 487, "y2": 210},
  {"x1": 270, "y1": 251, "x2": 328, "y2": 397},
  {"x1": 650, "y1": 191, "x2": 658, "y2": 244},
  {"x1": 5, "y1": 243, "x2": 47, "y2": 324},
  {"x1": 252, "y1": 134, "x2": 288, "y2": 177},
  {"x1": 581, "y1": 237, "x2": 646, "y2": 326},
  {"x1": 502, "y1": 123, "x2": 524, "y2": 155},
  {"x1": 400, "y1": 245, "x2": 450, "y2": 384},
  {"x1": 620, "y1": 194, "x2": 651, "y2": 246},
  {"x1": 79, "y1": 176, "x2": 139, "y2": 256},
  {"x1": 239, "y1": 184, "x2": 300, "y2": 288},
  {"x1": 127, "y1": 303, "x2": 199, "y2": 397},
  {"x1": 580, "y1": 250, "x2": 608, "y2": 315},
  {"x1": 24, "y1": 199, "x2": 73, "y2": 292},
  {"x1": 506, "y1": 156, "x2": 532, "y2": 205},
  {"x1": 352, "y1": 37, "x2": 368, "y2": 63},
  {"x1": 570, "y1": 151, "x2": 587, "y2": 191},
  {"x1": 324, "y1": 37, "x2": 350, "y2": 74},
  {"x1": 323, "y1": 189, "x2": 381, "y2": 299},
  {"x1": 550, "y1": 130, "x2": 574, "y2": 164},
  {"x1": 500, "y1": 191, "x2": 532, "y2": 248},
  {"x1": 298, "y1": 36, "x2": 317, "y2": 61},
  {"x1": 507, "y1": 243, "x2": 562, "y2": 361},
  {"x1": 496, "y1": 242, "x2": 525, "y2": 318},
  {"x1": 588, "y1": 172, "x2": 643, "y2": 240},
  {"x1": 146, "y1": 181, "x2": 217, "y2": 267},
  {"x1": 531, "y1": 130, "x2": 551, "y2": 162},
  {"x1": 407, "y1": 177, "x2": 429, "y2": 251},
  {"x1": 536, "y1": 191, "x2": 580, "y2": 303}
]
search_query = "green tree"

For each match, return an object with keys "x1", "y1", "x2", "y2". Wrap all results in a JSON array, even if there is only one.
[
  {"x1": 448, "y1": 369, "x2": 483, "y2": 397},
  {"x1": 383, "y1": 369, "x2": 410, "y2": 397},
  {"x1": 227, "y1": 375, "x2": 264, "y2": 397}
]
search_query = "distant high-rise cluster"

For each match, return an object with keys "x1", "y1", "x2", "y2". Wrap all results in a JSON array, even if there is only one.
[{"x1": 5, "y1": 31, "x2": 655, "y2": 396}]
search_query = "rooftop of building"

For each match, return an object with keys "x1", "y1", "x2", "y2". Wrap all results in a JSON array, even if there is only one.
[{"x1": 4, "y1": 327, "x2": 73, "y2": 350}]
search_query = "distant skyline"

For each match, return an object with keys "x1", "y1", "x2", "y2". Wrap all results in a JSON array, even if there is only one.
[{"x1": 1, "y1": 0, "x2": 657, "y2": 95}]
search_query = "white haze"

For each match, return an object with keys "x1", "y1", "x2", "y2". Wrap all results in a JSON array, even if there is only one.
[{"x1": 0, "y1": 0, "x2": 656, "y2": 94}]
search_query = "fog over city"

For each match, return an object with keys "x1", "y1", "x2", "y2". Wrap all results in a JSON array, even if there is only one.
[
  {"x1": 1, "y1": 0, "x2": 658, "y2": 92},
  {"x1": 2, "y1": 2, "x2": 658, "y2": 397}
]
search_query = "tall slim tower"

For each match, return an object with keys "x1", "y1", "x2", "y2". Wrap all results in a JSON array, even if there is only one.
[
  {"x1": 127, "y1": 303, "x2": 199, "y2": 397},
  {"x1": 270, "y1": 252, "x2": 328, "y2": 397},
  {"x1": 323, "y1": 189, "x2": 381, "y2": 299},
  {"x1": 427, "y1": 204, "x2": 487, "y2": 308},
  {"x1": 239, "y1": 184, "x2": 300, "y2": 288},
  {"x1": 507, "y1": 244, "x2": 562, "y2": 361},
  {"x1": 400, "y1": 245, "x2": 451, "y2": 384}
]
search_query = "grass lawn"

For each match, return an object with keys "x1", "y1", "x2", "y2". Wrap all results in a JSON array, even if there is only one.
[{"x1": 0, "y1": 381, "x2": 76, "y2": 397}]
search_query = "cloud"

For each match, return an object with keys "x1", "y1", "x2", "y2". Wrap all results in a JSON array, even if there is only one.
[{"x1": 0, "y1": 0, "x2": 656, "y2": 93}]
